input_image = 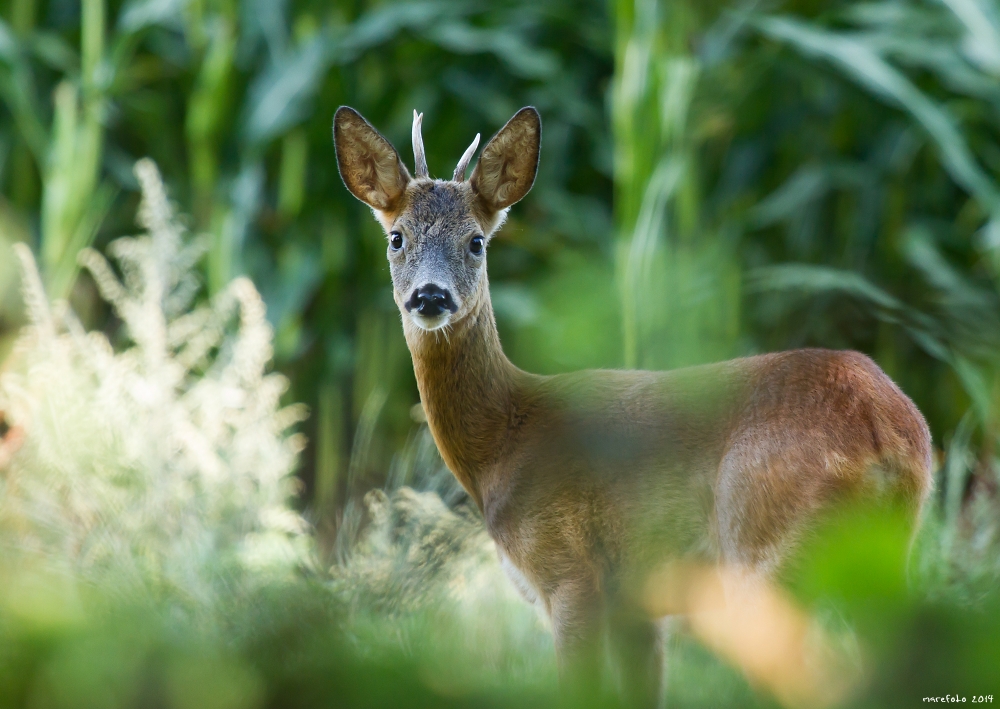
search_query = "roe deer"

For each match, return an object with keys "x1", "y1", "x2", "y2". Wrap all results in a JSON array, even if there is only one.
[{"x1": 333, "y1": 106, "x2": 933, "y2": 707}]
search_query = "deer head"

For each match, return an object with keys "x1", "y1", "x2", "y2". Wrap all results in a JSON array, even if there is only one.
[{"x1": 334, "y1": 106, "x2": 541, "y2": 332}]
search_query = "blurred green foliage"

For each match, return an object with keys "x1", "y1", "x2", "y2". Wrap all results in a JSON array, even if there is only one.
[
  {"x1": 0, "y1": 499, "x2": 999, "y2": 709},
  {"x1": 2, "y1": 0, "x2": 1000, "y2": 705}
]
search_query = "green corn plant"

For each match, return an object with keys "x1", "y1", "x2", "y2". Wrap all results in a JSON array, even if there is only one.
[
  {"x1": 613, "y1": 0, "x2": 739, "y2": 370},
  {"x1": 184, "y1": 3, "x2": 237, "y2": 230},
  {"x1": 38, "y1": 0, "x2": 114, "y2": 299}
]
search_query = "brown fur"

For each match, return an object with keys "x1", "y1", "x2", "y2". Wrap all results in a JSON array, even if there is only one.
[
  {"x1": 470, "y1": 107, "x2": 541, "y2": 211},
  {"x1": 333, "y1": 106, "x2": 934, "y2": 708},
  {"x1": 334, "y1": 107, "x2": 411, "y2": 211}
]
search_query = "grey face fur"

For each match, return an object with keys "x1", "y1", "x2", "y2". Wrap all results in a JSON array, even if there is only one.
[
  {"x1": 333, "y1": 106, "x2": 541, "y2": 332},
  {"x1": 385, "y1": 180, "x2": 488, "y2": 330}
]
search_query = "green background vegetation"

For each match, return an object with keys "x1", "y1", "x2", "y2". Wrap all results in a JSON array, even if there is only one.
[{"x1": 1, "y1": 0, "x2": 999, "y2": 706}]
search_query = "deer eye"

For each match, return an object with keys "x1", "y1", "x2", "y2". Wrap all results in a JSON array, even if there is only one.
[
  {"x1": 469, "y1": 235, "x2": 484, "y2": 255},
  {"x1": 390, "y1": 231, "x2": 403, "y2": 250}
]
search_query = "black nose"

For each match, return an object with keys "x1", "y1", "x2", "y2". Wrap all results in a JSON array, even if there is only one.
[{"x1": 405, "y1": 284, "x2": 457, "y2": 317}]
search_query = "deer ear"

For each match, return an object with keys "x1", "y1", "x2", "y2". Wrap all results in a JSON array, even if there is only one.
[
  {"x1": 334, "y1": 106, "x2": 411, "y2": 212},
  {"x1": 470, "y1": 107, "x2": 541, "y2": 212}
]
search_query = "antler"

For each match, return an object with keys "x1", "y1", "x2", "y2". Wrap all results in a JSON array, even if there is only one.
[
  {"x1": 454, "y1": 133, "x2": 481, "y2": 182},
  {"x1": 412, "y1": 110, "x2": 429, "y2": 178}
]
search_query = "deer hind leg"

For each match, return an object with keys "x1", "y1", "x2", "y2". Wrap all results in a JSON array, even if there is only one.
[
  {"x1": 606, "y1": 605, "x2": 666, "y2": 709},
  {"x1": 715, "y1": 454, "x2": 799, "y2": 580},
  {"x1": 715, "y1": 428, "x2": 932, "y2": 583}
]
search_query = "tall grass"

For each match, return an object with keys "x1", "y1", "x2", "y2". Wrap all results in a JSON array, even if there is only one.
[{"x1": 0, "y1": 160, "x2": 309, "y2": 598}]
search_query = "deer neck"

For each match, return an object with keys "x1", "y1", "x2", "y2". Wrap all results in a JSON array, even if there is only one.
[{"x1": 402, "y1": 276, "x2": 518, "y2": 509}]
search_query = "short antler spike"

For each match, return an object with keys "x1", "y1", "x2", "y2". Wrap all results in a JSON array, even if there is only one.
[
  {"x1": 454, "y1": 133, "x2": 481, "y2": 182},
  {"x1": 412, "y1": 110, "x2": 429, "y2": 178}
]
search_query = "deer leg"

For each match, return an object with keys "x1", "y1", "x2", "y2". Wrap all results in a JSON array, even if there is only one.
[
  {"x1": 715, "y1": 444, "x2": 800, "y2": 580},
  {"x1": 607, "y1": 607, "x2": 665, "y2": 709},
  {"x1": 549, "y1": 580, "x2": 605, "y2": 700}
]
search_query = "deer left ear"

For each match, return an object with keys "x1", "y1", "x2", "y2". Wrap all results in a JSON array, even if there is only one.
[
  {"x1": 334, "y1": 106, "x2": 411, "y2": 212},
  {"x1": 470, "y1": 107, "x2": 541, "y2": 212}
]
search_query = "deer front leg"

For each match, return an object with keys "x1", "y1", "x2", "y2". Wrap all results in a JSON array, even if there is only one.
[
  {"x1": 549, "y1": 580, "x2": 605, "y2": 701},
  {"x1": 607, "y1": 607, "x2": 666, "y2": 709}
]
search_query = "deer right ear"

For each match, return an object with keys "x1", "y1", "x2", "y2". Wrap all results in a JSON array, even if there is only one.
[
  {"x1": 470, "y1": 107, "x2": 541, "y2": 213},
  {"x1": 334, "y1": 106, "x2": 411, "y2": 212}
]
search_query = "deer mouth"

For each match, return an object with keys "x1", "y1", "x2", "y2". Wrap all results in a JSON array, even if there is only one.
[{"x1": 408, "y1": 310, "x2": 453, "y2": 332}]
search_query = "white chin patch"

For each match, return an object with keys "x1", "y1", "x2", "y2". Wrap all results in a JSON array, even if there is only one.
[{"x1": 410, "y1": 313, "x2": 452, "y2": 331}]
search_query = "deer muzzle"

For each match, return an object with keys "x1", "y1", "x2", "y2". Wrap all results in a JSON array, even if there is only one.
[{"x1": 405, "y1": 284, "x2": 458, "y2": 320}]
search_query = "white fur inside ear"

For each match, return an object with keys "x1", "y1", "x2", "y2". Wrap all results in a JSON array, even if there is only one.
[
  {"x1": 373, "y1": 208, "x2": 396, "y2": 233},
  {"x1": 486, "y1": 207, "x2": 509, "y2": 236}
]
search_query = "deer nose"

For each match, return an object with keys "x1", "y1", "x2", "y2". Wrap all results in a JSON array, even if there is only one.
[{"x1": 405, "y1": 284, "x2": 457, "y2": 317}]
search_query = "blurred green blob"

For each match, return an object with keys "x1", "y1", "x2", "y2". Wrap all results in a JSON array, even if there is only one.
[
  {"x1": 0, "y1": 567, "x2": 85, "y2": 635},
  {"x1": 28, "y1": 635, "x2": 143, "y2": 709},
  {"x1": 787, "y1": 503, "x2": 912, "y2": 610},
  {"x1": 166, "y1": 651, "x2": 264, "y2": 709},
  {"x1": 508, "y1": 251, "x2": 622, "y2": 373}
]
